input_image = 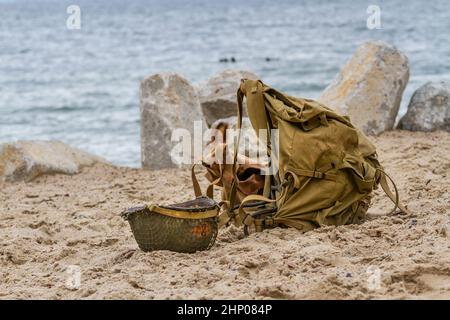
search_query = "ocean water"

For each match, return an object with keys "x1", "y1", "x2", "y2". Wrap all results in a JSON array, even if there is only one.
[{"x1": 1, "y1": 0, "x2": 449, "y2": 167}]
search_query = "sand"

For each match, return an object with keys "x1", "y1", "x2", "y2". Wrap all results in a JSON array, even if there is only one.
[{"x1": 0, "y1": 130, "x2": 449, "y2": 299}]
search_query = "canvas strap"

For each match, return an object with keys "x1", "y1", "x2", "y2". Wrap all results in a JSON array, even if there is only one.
[
  {"x1": 227, "y1": 80, "x2": 275, "y2": 214},
  {"x1": 191, "y1": 163, "x2": 203, "y2": 197},
  {"x1": 194, "y1": 79, "x2": 272, "y2": 226},
  {"x1": 239, "y1": 194, "x2": 277, "y2": 235},
  {"x1": 244, "y1": 80, "x2": 274, "y2": 199},
  {"x1": 238, "y1": 171, "x2": 302, "y2": 235},
  {"x1": 191, "y1": 162, "x2": 223, "y2": 199},
  {"x1": 288, "y1": 167, "x2": 338, "y2": 181},
  {"x1": 226, "y1": 86, "x2": 245, "y2": 221},
  {"x1": 377, "y1": 168, "x2": 411, "y2": 215}
]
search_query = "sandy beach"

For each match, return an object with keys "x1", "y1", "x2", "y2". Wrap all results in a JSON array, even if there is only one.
[{"x1": 0, "y1": 130, "x2": 449, "y2": 299}]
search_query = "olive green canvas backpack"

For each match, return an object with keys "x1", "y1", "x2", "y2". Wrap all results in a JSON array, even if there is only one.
[{"x1": 195, "y1": 79, "x2": 409, "y2": 234}]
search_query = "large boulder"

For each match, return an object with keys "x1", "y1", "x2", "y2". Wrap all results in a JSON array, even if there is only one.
[
  {"x1": 398, "y1": 81, "x2": 450, "y2": 132},
  {"x1": 140, "y1": 73, "x2": 205, "y2": 169},
  {"x1": 199, "y1": 70, "x2": 259, "y2": 127},
  {"x1": 0, "y1": 141, "x2": 105, "y2": 182},
  {"x1": 319, "y1": 41, "x2": 410, "y2": 135}
]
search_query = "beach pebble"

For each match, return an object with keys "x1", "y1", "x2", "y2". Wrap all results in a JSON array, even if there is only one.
[
  {"x1": 198, "y1": 69, "x2": 259, "y2": 126},
  {"x1": 81, "y1": 288, "x2": 97, "y2": 297},
  {"x1": 398, "y1": 81, "x2": 450, "y2": 132},
  {"x1": 72, "y1": 210, "x2": 96, "y2": 219},
  {"x1": 319, "y1": 41, "x2": 410, "y2": 135},
  {"x1": 437, "y1": 225, "x2": 447, "y2": 237},
  {"x1": 0, "y1": 141, "x2": 105, "y2": 182},
  {"x1": 140, "y1": 72, "x2": 205, "y2": 169}
]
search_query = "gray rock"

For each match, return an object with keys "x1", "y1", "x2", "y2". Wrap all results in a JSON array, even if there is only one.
[
  {"x1": 0, "y1": 141, "x2": 105, "y2": 182},
  {"x1": 140, "y1": 72, "x2": 205, "y2": 169},
  {"x1": 398, "y1": 81, "x2": 450, "y2": 132},
  {"x1": 319, "y1": 41, "x2": 410, "y2": 135},
  {"x1": 199, "y1": 70, "x2": 259, "y2": 127}
]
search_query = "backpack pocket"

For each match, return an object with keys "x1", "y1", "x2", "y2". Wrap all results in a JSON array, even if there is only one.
[
  {"x1": 340, "y1": 154, "x2": 376, "y2": 194},
  {"x1": 236, "y1": 167, "x2": 265, "y2": 196}
]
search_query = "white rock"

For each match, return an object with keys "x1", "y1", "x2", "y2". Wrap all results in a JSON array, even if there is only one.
[
  {"x1": 319, "y1": 41, "x2": 410, "y2": 135},
  {"x1": 199, "y1": 70, "x2": 259, "y2": 126},
  {"x1": 140, "y1": 72, "x2": 205, "y2": 169},
  {"x1": 0, "y1": 141, "x2": 105, "y2": 182},
  {"x1": 398, "y1": 81, "x2": 450, "y2": 132}
]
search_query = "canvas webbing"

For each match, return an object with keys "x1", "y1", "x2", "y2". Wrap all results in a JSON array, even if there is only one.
[
  {"x1": 239, "y1": 194, "x2": 277, "y2": 235},
  {"x1": 226, "y1": 87, "x2": 244, "y2": 219},
  {"x1": 377, "y1": 168, "x2": 411, "y2": 215},
  {"x1": 244, "y1": 80, "x2": 273, "y2": 199},
  {"x1": 288, "y1": 167, "x2": 338, "y2": 181},
  {"x1": 228, "y1": 80, "x2": 274, "y2": 218},
  {"x1": 193, "y1": 79, "x2": 273, "y2": 226},
  {"x1": 191, "y1": 163, "x2": 223, "y2": 199},
  {"x1": 191, "y1": 163, "x2": 203, "y2": 197},
  {"x1": 238, "y1": 173, "x2": 299, "y2": 235},
  {"x1": 224, "y1": 79, "x2": 283, "y2": 229}
]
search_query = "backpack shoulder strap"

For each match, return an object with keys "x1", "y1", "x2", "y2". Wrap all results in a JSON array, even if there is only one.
[
  {"x1": 227, "y1": 86, "x2": 245, "y2": 215},
  {"x1": 242, "y1": 79, "x2": 269, "y2": 133},
  {"x1": 227, "y1": 79, "x2": 272, "y2": 223},
  {"x1": 241, "y1": 79, "x2": 276, "y2": 198}
]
